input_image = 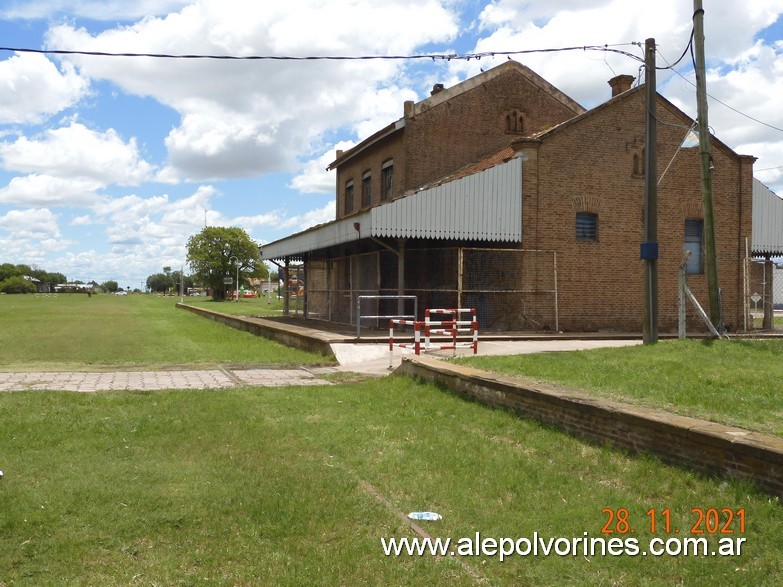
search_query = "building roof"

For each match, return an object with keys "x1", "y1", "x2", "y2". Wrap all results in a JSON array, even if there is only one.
[
  {"x1": 261, "y1": 156, "x2": 523, "y2": 261},
  {"x1": 406, "y1": 60, "x2": 585, "y2": 119},
  {"x1": 752, "y1": 179, "x2": 783, "y2": 256},
  {"x1": 327, "y1": 60, "x2": 585, "y2": 171}
]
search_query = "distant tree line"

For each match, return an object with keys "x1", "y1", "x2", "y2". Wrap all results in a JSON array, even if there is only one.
[
  {"x1": 2, "y1": 224, "x2": 269, "y2": 298},
  {"x1": 146, "y1": 266, "x2": 195, "y2": 294},
  {"x1": 0, "y1": 263, "x2": 67, "y2": 294}
]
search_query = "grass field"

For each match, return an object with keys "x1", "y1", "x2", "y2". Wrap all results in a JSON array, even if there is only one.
[
  {"x1": 2, "y1": 380, "x2": 782, "y2": 585},
  {"x1": 1, "y1": 293, "x2": 782, "y2": 584},
  {"x1": 0, "y1": 293, "x2": 327, "y2": 370},
  {"x1": 183, "y1": 293, "x2": 290, "y2": 317},
  {"x1": 453, "y1": 338, "x2": 783, "y2": 436}
]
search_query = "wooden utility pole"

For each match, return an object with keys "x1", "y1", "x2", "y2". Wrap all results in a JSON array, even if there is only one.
[
  {"x1": 693, "y1": 0, "x2": 722, "y2": 332},
  {"x1": 642, "y1": 38, "x2": 659, "y2": 344}
]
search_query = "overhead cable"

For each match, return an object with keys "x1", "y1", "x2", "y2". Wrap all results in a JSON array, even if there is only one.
[{"x1": 0, "y1": 43, "x2": 645, "y2": 63}]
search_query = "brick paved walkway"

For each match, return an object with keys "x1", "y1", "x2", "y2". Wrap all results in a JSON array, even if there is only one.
[{"x1": 0, "y1": 367, "x2": 333, "y2": 392}]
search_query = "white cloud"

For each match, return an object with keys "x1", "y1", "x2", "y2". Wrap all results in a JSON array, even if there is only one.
[
  {"x1": 0, "y1": 207, "x2": 61, "y2": 238},
  {"x1": 3, "y1": 1, "x2": 783, "y2": 283},
  {"x1": 43, "y1": 0, "x2": 460, "y2": 180},
  {"x1": 0, "y1": 122, "x2": 158, "y2": 207},
  {"x1": 71, "y1": 214, "x2": 95, "y2": 225},
  {"x1": 0, "y1": 122, "x2": 155, "y2": 186},
  {"x1": 0, "y1": 0, "x2": 190, "y2": 20},
  {"x1": 462, "y1": 0, "x2": 783, "y2": 195},
  {"x1": 88, "y1": 186, "x2": 219, "y2": 255},
  {"x1": 0, "y1": 174, "x2": 104, "y2": 207},
  {"x1": 0, "y1": 53, "x2": 88, "y2": 124},
  {"x1": 278, "y1": 200, "x2": 336, "y2": 232},
  {"x1": 289, "y1": 140, "x2": 355, "y2": 194},
  {"x1": 0, "y1": 207, "x2": 71, "y2": 274},
  {"x1": 460, "y1": 0, "x2": 783, "y2": 107}
]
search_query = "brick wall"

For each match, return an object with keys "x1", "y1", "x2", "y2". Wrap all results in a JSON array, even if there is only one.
[
  {"x1": 329, "y1": 64, "x2": 752, "y2": 333},
  {"x1": 404, "y1": 66, "x2": 581, "y2": 192},
  {"x1": 334, "y1": 62, "x2": 583, "y2": 221},
  {"x1": 398, "y1": 356, "x2": 783, "y2": 498},
  {"x1": 521, "y1": 92, "x2": 751, "y2": 332},
  {"x1": 334, "y1": 130, "x2": 405, "y2": 218}
]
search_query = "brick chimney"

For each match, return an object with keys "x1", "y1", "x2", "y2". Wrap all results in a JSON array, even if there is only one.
[{"x1": 608, "y1": 74, "x2": 635, "y2": 97}]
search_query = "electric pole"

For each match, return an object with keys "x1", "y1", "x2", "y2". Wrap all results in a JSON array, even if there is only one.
[
  {"x1": 642, "y1": 37, "x2": 659, "y2": 344},
  {"x1": 693, "y1": 0, "x2": 722, "y2": 332}
]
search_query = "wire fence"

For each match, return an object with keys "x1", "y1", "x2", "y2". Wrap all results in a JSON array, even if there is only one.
[
  {"x1": 304, "y1": 247, "x2": 558, "y2": 332},
  {"x1": 748, "y1": 259, "x2": 783, "y2": 331}
]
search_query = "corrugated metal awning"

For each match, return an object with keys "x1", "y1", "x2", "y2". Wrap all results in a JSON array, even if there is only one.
[
  {"x1": 261, "y1": 157, "x2": 523, "y2": 261},
  {"x1": 752, "y1": 179, "x2": 783, "y2": 256}
]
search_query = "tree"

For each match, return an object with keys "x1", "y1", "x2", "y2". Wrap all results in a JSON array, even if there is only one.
[
  {"x1": 0, "y1": 263, "x2": 18, "y2": 282},
  {"x1": 42, "y1": 272, "x2": 67, "y2": 288},
  {"x1": 146, "y1": 273, "x2": 173, "y2": 293},
  {"x1": 248, "y1": 261, "x2": 270, "y2": 281},
  {"x1": 101, "y1": 280, "x2": 119, "y2": 293},
  {"x1": 171, "y1": 270, "x2": 194, "y2": 295},
  {"x1": 186, "y1": 226, "x2": 260, "y2": 301},
  {"x1": 0, "y1": 275, "x2": 37, "y2": 294}
]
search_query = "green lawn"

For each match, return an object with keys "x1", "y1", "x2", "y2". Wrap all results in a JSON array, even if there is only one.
[
  {"x1": 453, "y1": 338, "x2": 783, "y2": 436},
  {"x1": 2, "y1": 380, "x2": 781, "y2": 585},
  {"x1": 182, "y1": 293, "x2": 289, "y2": 316},
  {"x1": 0, "y1": 293, "x2": 327, "y2": 370},
  {"x1": 1, "y1": 293, "x2": 781, "y2": 584}
]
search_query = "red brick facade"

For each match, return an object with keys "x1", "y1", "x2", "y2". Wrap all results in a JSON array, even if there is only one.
[
  {"x1": 518, "y1": 91, "x2": 753, "y2": 331},
  {"x1": 330, "y1": 61, "x2": 585, "y2": 219},
  {"x1": 319, "y1": 61, "x2": 754, "y2": 332}
]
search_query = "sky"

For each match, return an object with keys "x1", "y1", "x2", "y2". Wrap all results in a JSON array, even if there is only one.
[{"x1": 1, "y1": 0, "x2": 782, "y2": 288}]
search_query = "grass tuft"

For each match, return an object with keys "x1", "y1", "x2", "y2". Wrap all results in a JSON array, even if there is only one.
[{"x1": 454, "y1": 338, "x2": 783, "y2": 436}]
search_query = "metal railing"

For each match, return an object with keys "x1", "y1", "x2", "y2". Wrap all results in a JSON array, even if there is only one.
[{"x1": 356, "y1": 295, "x2": 417, "y2": 338}]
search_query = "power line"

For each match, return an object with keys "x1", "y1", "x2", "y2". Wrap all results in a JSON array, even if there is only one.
[
  {"x1": 656, "y1": 44, "x2": 783, "y2": 135},
  {"x1": 653, "y1": 35, "x2": 783, "y2": 174},
  {"x1": 0, "y1": 43, "x2": 645, "y2": 63}
]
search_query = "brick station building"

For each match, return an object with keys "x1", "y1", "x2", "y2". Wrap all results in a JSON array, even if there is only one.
[{"x1": 261, "y1": 61, "x2": 754, "y2": 333}]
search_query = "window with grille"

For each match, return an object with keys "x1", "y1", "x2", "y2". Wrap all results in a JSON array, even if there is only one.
[
  {"x1": 344, "y1": 181, "x2": 354, "y2": 214},
  {"x1": 684, "y1": 219, "x2": 703, "y2": 274},
  {"x1": 361, "y1": 171, "x2": 372, "y2": 208},
  {"x1": 381, "y1": 160, "x2": 393, "y2": 201},
  {"x1": 575, "y1": 212, "x2": 598, "y2": 241}
]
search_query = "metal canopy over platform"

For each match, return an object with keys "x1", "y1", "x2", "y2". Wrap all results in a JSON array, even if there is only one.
[
  {"x1": 752, "y1": 178, "x2": 783, "y2": 257},
  {"x1": 260, "y1": 156, "x2": 523, "y2": 261}
]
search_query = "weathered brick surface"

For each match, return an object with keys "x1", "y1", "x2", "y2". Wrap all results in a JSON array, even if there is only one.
[
  {"x1": 334, "y1": 61, "x2": 583, "y2": 219},
  {"x1": 327, "y1": 61, "x2": 753, "y2": 333},
  {"x1": 519, "y1": 93, "x2": 752, "y2": 332},
  {"x1": 398, "y1": 356, "x2": 783, "y2": 497}
]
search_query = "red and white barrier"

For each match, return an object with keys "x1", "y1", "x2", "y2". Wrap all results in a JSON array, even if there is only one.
[
  {"x1": 424, "y1": 308, "x2": 478, "y2": 355},
  {"x1": 389, "y1": 308, "x2": 478, "y2": 368}
]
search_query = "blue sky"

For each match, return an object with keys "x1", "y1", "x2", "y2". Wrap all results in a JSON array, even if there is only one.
[{"x1": 1, "y1": 0, "x2": 782, "y2": 288}]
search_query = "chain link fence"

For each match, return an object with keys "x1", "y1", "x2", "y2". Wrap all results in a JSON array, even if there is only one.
[
  {"x1": 748, "y1": 259, "x2": 783, "y2": 331},
  {"x1": 304, "y1": 247, "x2": 558, "y2": 332}
]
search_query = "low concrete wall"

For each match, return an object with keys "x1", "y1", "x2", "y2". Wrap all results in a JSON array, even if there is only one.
[
  {"x1": 177, "y1": 304, "x2": 336, "y2": 359},
  {"x1": 397, "y1": 356, "x2": 783, "y2": 498}
]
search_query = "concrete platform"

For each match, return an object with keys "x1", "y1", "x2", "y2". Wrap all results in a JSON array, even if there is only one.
[
  {"x1": 0, "y1": 307, "x2": 646, "y2": 391},
  {"x1": 331, "y1": 337, "x2": 644, "y2": 375}
]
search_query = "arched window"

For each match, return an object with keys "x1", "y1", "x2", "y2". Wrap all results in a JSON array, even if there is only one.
[
  {"x1": 684, "y1": 219, "x2": 704, "y2": 274},
  {"x1": 505, "y1": 109, "x2": 525, "y2": 134},
  {"x1": 361, "y1": 171, "x2": 372, "y2": 208},
  {"x1": 381, "y1": 160, "x2": 393, "y2": 201},
  {"x1": 633, "y1": 149, "x2": 645, "y2": 177},
  {"x1": 344, "y1": 180, "x2": 354, "y2": 214}
]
